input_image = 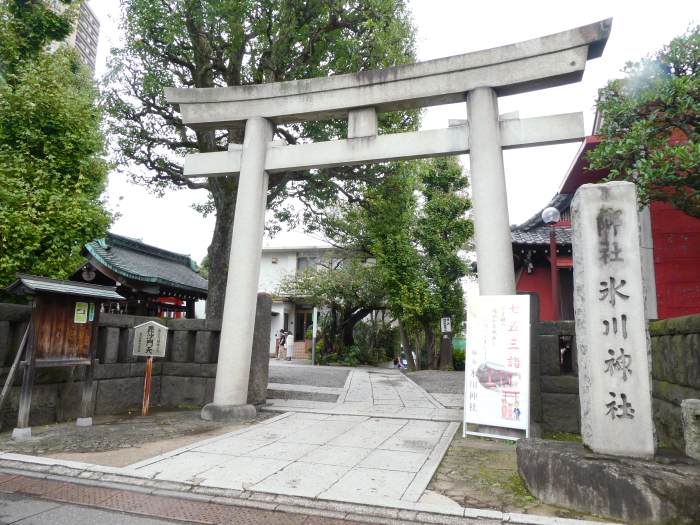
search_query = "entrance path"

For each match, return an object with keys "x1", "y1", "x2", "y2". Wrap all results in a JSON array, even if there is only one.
[
  {"x1": 266, "y1": 364, "x2": 463, "y2": 422},
  {"x1": 126, "y1": 366, "x2": 461, "y2": 508},
  {"x1": 0, "y1": 364, "x2": 617, "y2": 525}
]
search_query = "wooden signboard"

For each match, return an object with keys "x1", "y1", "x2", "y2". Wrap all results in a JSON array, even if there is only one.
[{"x1": 2, "y1": 274, "x2": 124, "y2": 438}]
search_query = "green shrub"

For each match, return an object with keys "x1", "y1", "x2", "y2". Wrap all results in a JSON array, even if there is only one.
[{"x1": 453, "y1": 348, "x2": 466, "y2": 371}]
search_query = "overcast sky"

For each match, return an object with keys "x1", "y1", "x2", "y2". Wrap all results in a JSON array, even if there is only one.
[{"x1": 88, "y1": 0, "x2": 700, "y2": 263}]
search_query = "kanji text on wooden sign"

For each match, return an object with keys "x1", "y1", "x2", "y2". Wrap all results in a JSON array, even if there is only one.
[{"x1": 133, "y1": 321, "x2": 168, "y2": 358}]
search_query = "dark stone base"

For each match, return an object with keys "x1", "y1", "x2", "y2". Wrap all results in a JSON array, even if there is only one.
[
  {"x1": 200, "y1": 403, "x2": 257, "y2": 422},
  {"x1": 517, "y1": 439, "x2": 700, "y2": 525}
]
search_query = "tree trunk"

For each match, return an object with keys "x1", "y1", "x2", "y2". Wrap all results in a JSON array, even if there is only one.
[
  {"x1": 413, "y1": 330, "x2": 422, "y2": 371},
  {"x1": 204, "y1": 176, "x2": 238, "y2": 319},
  {"x1": 439, "y1": 332, "x2": 453, "y2": 370},
  {"x1": 424, "y1": 324, "x2": 438, "y2": 370},
  {"x1": 398, "y1": 319, "x2": 416, "y2": 371},
  {"x1": 340, "y1": 308, "x2": 373, "y2": 348}
]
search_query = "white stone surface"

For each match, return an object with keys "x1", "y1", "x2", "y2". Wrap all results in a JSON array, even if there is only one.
[
  {"x1": 468, "y1": 87, "x2": 516, "y2": 296},
  {"x1": 299, "y1": 445, "x2": 372, "y2": 467},
  {"x1": 136, "y1": 451, "x2": 235, "y2": 480},
  {"x1": 322, "y1": 467, "x2": 415, "y2": 500},
  {"x1": 348, "y1": 107, "x2": 378, "y2": 138},
  {"x1": 211, "y1": 117, "x2": 274, "y2": 408},
  {"x1": 251, "y1": 462, "x2": 352, "y2": 498},
  {"x1": 572, "y1": 181, "x2": 656, "y2": 458},
  {"x1": 199, "y1": 456, "x2": 293, "y2": 489},
  {"x1": 192, "y1": 437, "x2": 269, "y2": 456},
  {"x1": 243, "y1": 442, "x2": 319, "y2": 461},
  {"x1": 183, "y1": 114, "x2": 584, "y2": 178},
  {"x1": 165, "y1": 20, "x2": 610, "y2": 129},
  {"x1": 357, "y1": 449, "x2": 430, "y2": 473},
  {"x1": 419, "y1": 490, "x2": 462, "y2": 507}
]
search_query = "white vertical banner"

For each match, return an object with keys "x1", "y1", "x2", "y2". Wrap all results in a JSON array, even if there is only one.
[{"x1": 464, "y1": 295, "x2": 530, "y2": 436}]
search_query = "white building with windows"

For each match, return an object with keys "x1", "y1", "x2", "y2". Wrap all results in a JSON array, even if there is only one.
[{"x1": 258, "y1": 245, "x2": 333, "y2": 357}]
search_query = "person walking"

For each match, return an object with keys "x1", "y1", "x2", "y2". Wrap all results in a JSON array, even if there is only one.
[
  {"x1": 285, "y1": 331, "x2": 295, "y2": 361},
  {"x1": 277, "y1": 331, "x2": 286, "y2": 360}
]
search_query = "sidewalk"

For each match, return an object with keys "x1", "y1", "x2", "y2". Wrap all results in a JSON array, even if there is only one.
[{"x1": 0, "y1": 362, "x2": 617, "y2": 525}]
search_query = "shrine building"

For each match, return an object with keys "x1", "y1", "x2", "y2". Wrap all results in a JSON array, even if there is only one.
[
  {"x1": 71, "y1": 233, "x2": 208, "y2": 318},
  {"x1": 512, "y1": 136, "x2": 700, "y2": 322}
]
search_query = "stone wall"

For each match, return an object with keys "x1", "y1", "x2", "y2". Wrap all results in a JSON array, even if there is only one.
[
  {"x1": 649, "y1": 315, "x2": 700, "y2": 451},
  {"x1": 530, "y1": 310, "x2": 700, "y2": 451},
  {"x1": 534, "y1": 321, "x2": 580, "y2": 434},
  {"x1": 0, "y1": 295, "x2": 271, "y2": 430}
]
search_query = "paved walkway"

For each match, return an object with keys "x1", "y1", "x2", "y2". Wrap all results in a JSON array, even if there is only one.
[
  {"x1": 0, "y1": 363, "x2": 615, "y2": 525},
  {"x1": 127, "y1": 366, "x2": 461, "y2": 508},
  {"x1": 265, "y1": 365, "x2": 463, "y2": 422}
]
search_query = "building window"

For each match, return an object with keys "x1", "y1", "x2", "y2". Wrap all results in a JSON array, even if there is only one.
[{"x1": 297, "y1": 256, "x2": 317, "y2": 272}]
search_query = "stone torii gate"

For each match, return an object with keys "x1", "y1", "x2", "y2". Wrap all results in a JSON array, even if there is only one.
[{"x1": 165, "y1": 19, "x2": 612, "y2": 420}]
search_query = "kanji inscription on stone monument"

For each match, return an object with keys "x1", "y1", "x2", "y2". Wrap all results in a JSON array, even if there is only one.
[{"x1": 572, "y1": 181, "x2": 655, "y2": 458}]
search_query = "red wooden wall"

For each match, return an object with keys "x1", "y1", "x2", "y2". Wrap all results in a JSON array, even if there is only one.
[
  {"x1": 650, "y1": 201, "x2": 700, "y2": 319},
  {"x1": 517, "y1": 266, "x2": 555, "y2": 321}
]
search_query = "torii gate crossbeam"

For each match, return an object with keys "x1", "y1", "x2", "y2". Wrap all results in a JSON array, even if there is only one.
[{"x1": 165, "y1": 19, "x2": 611, "y2": 421}]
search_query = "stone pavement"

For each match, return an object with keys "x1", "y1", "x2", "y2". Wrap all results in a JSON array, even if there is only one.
[
  {"x1": 265, "y1": 363, "x2": 462, "y2": 422},
  {"x1": 0, "y1": 361, "x2": 618, "y2": 525},
  {"x1": 126, "y1": 366, "x2": 460, "y2": 508}
]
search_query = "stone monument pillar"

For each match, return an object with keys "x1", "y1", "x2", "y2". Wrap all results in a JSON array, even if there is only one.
[{"x1": 571, "y1": 181, "x2": 656, "y2": 459}]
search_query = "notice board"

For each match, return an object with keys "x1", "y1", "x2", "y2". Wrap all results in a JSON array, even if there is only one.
[{"x1": 464, "y1": 295, "x2": 531, "y2": 437}]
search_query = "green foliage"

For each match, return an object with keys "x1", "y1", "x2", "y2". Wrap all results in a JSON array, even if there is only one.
[
  {"x1": 199, "y1": 255, "x2": 210, "y2": 280},
  {"x1": 0, "y1": 0, "x2": 77, "y2": 76},
  {"x1": 588, "y1": 24, "x2": 700, "y2": 219},
  {"x1": 353, "y1": 319, "x2": 400, "y2": 361},
  {"x1": 302, "y1": 157, "x2": 474, "y2": 369},
  {"x1": 544, "y1": 431, "x2": 583, "y2": 443},
  {"x1": 452, "y1": 347, "x2": 466, "y2": 371},
  {"x1": 103, "y1": 0, "x2": 421, "y2": 318},
  {"x1": 0, "y1": 4, "x2": 112, "y2": 296},
  {"x1": 277, "y1": 251, "x2": 386, "y2": 354}
]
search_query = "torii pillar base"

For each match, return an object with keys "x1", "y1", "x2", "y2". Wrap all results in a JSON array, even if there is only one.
[{"x1": 201, "y1": 403, "x2": 257, "y2": 422}]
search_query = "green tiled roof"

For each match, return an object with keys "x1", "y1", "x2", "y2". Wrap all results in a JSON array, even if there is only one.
[{"x1": 83, "y1": 233, "x2": 208, "y2": 296}]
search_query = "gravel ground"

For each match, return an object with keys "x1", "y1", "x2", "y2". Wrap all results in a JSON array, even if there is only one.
[
  {"x1": 268, "y1": 363, "x2": 350, "y2": 388},
  {"x1": 403, "y1": 370, "x2": 465, "y2": 394}
]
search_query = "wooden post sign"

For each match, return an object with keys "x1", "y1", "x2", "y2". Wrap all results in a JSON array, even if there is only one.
[
  {"x1": 133, "y1": 321, "x2": 168, "y2": 416},
  {"x1": 2, "y1": 274, "x2": 124, "y2": 439}
]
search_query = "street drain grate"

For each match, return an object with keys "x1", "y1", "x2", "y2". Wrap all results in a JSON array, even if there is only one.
[
  {"x1": 36, "y1": 481, "x2": 94, "y2": 502},
  {"x1": 128, "y1": 497, "x2": 221, "y2": 523},
  {"x1": 260, "y1": 511, "x2": 308, "y2": 525},
  {"x1": 99, "y1": 489, "x2": 150, "y2": 510},
  {"x1": 16, "y1": 479, "x2": 66, "y2": 496},
  {"x1": 69, "y1": 487, "x2": 121, "y2": 506},
  {"x1": 0, "y1": 475, "x2": 43, "y2": 493},
  {"x1": 217, "y1": 507, "x2": 273, "y2": 525}
]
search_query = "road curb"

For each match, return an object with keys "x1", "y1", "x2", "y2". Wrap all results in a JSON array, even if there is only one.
[{"x1": 0, "y1": 455, "x2": 619, "y2": 525}]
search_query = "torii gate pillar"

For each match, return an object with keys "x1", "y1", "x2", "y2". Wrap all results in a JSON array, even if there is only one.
[
  {"x1": 201, "y1": 117, "x2": 273, "y2": 420},
  {"x1": 166, "y1": 19, "x2": 611, "y2": 420},
  {"x1": 468, "y1": 87, "x2": 516, "y2": 295}
]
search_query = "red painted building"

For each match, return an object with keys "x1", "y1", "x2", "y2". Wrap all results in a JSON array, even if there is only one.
[{"x1": 512, "y1": 136, "x2": 700, "y2": 321}]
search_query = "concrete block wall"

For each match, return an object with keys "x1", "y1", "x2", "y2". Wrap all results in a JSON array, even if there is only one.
[{"x1": 0, "y1": 295, "x2": 271, "y2": 430}]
